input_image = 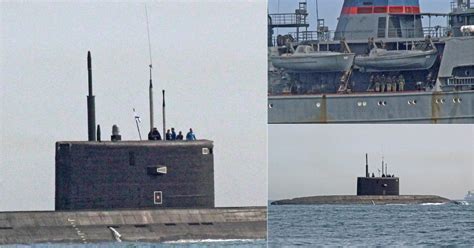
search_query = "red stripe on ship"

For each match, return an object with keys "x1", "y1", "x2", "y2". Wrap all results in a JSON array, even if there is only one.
[{"x1": 341, "y1": 6, "x2": 420, "y2": 15}]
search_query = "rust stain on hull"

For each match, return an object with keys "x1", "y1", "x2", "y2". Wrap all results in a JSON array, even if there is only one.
[{"x1": 431, "y1": 92, "x2": 442, "y2": 124}]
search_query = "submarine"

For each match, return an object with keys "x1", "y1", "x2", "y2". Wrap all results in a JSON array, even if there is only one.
[
  {"x1": 0, "y1": 52, "x2": 266, "y2": 245},
  {"x1": 271, "y1": 153, "x2": 450, "y2": 205}
]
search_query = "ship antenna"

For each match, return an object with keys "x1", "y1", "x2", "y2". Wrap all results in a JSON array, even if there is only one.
[
  {"x1": 381, "y1": 156, "x2": 384, "y2": 176},
  {"x1": 87, "y1": 51, "x2": 96, "y2": 141},
  {"x1": 365, "y1": 153, "x2": 369, "y2": 177},
  {"x1": 315, "y1": 0, "x2": 319, "y2": 29},
  {"x1": 145, "y1": 4, "x2": 154, "y2": 133},
  {"x1": 133, "y1": 108, "x2": 142, "y2": 140}
]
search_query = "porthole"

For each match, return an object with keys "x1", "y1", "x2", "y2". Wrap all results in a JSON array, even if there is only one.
[
  {"x1": 408, "y1": 100, "x2": 412, "y2": 105},
  {"x1": 382, "y1": 101, "x2": 387, "y2": 106},
  {"x1": 413, "y1": 100, "x2": 417, "y2": 104},
  {"x1": 377, "y1": 101, "x2": 382, "y2": 106},
  {"x1": 362, "y1": 101, "x2": 367, "y2": 106},
  {"x1": 357, "y1": 102, "x2": 362, "y2": 107},
  {"x1": 440, "y1": 99, "x2": 445, "y2": 104},
  {"x1": 268, "y1": 103, "x2": 273, "y2": 109},
  {"x1": 316, "y1": 102, "x2": 321, "y2": 108}
]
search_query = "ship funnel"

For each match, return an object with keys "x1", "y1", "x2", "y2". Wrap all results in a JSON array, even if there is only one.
[
  {"x1": 335, "y1": 0, "x2": 423, "y2": 40},
  {"x1": 87, "y1": 51, "x2": 96, "y2": 141},
  {"x1": 365, "y1": 153, "x2": 369, "y2": 177}
]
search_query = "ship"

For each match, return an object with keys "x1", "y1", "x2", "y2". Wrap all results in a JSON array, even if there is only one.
[
  {"x1": 464, "y1": 190, "x2": 474, "y2": 201},
  {"x1": 0, "y1": 52, "x2": 266, "y2": 245},
  {"x1": 271, "y1": 154, "x2": 451, "y2": 205},
  {"x1": 268, "y1": 0, "x2": 474, "y2": 123}
]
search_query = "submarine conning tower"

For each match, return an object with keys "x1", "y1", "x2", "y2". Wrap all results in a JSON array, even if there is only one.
[
  {"x1": 55, "y1": 51, "x2": 215, "y2": 210},
  {"x1": 335, "y1": 0, "x2": 423, "y2": 40},
  {"x1": 357, "y1": 153, "x2": 399, "y2": 196}
]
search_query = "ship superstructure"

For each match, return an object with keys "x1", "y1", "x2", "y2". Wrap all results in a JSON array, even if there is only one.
[{"x1": 268, "y1": 0, "x2": 474, "y2": 123}]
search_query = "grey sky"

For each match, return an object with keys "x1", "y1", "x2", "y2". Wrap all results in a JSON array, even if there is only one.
[
  {"x1": 0, "y1": 1, "x2": 267, "y2": 211},
  {"x1": 269, "y1": 125, "x2": 474, "y2": 201},
  {"x1": 268, "y1": 0, "x2": 451, "y2": 35}
]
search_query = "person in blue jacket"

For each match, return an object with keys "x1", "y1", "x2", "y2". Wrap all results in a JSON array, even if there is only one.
[
  {"x1": 171, "y1": 127, "x2": 177, "y2": 140},
  {"x1": 186, "y1": 128, "x2": 196, "y2": 141}
]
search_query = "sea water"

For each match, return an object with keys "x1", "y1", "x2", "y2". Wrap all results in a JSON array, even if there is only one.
[{"x1": 268, "y1": 202, "x2": 473, "y2": 246}]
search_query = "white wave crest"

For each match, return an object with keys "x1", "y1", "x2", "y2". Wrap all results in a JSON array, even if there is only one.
[
  {"x1": 164, "y1": 239, "x2": 261, "y2": 244},
  {"x1": 420, "y1": 202, "x2": 446, "y2": 206}
]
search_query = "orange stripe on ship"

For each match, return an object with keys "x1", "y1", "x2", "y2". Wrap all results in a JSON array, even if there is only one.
[{"x1": 341, "y1": 5, "x2": 420, "y2": 15}]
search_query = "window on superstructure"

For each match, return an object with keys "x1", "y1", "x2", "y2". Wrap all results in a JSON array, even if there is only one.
[
  {"x1": 388, "y1": 16, "x2": 402, "y2": 38},
  {"x1": 377, "y1": 17, "x2": 387, "y2": 38}
]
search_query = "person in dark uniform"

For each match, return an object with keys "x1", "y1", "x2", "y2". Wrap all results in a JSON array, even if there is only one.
[
  {"x1": 148, "y1": 127, "x2": 162, "y2": 141},
  {"x1": 165, "y1": 129, "x2": 171, "y2": 140},
  {"x1": 171, "y1": 128, "x2": 177, "y2": 140},
  {"x1": 176, "y1": 131, "x2": 184, "y2": 140}
]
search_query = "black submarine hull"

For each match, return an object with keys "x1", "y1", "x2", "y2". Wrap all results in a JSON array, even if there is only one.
[
  {"x1": 0, "y1": 207, "x2": 266, "y2": 244},
  {"x1": 271, "y1": 195, "x2": 451, "y2": 205}
]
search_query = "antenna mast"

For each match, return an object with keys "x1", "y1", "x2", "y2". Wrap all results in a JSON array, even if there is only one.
[{"x1": 145, "y1": 5, "x2": 154, "y2": 133}]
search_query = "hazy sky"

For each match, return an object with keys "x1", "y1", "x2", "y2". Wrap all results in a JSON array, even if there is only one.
[
  {"x1": 0, "y1": 1, "x2": 267, "y2": 211},
  {"x1": 269, "y1": 125, "x2": 474, "y2": 200},
  {"x1": 268, "y1": 0, "x2": 450, "y2": 34}
]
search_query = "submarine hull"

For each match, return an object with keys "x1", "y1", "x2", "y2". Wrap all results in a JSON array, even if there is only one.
[
  {"x1": 271, "y1": 195, "x2": 451, "y2": 205},
  {"x1": 0, "y1": 207, "x2": 267, "y2": 245}
]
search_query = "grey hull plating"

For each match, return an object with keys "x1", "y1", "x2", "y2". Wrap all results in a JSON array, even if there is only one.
[
  {"x1": 271, "y1": 52, "x2": 355, "y2": 72},
  {"x1": 0, "y1": 207, "x2": 266, "y2": 245},
  {"x1": 271, "y1": 195, "x2": 450, "y2": 205},
  {"x1": 354, "y1": 49, "x2": 438, "y2": 72},
  {"x1": 268, "y1": 91, "x2": 474, "y2": 123}
]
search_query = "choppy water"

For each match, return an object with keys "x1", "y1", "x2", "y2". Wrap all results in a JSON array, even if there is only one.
[{"x1": 269, "y1": 202, "x2": 474, "y2": 246}]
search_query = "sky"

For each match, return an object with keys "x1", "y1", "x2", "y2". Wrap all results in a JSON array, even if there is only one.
[
  {"x1": 269, "y1": 125, "x2": 474, "y2": 201},
  {"x1": 0, "y1": 1, "x2": 267, "y2": 211},
  {"x1": 268, "y1": 0, "x2": 451, "y2": 35}
]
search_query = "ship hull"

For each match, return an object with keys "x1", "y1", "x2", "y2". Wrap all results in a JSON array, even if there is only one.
[
  {"x1": 268, "y1": 91, "x2": 474, "y2": 123},
  {"x1": 271, "y1": 195, "x2": 451, "y2": 205},
  {"x1": 271, "y1": 53, "x2": 355, "y2": 72},
  {"x1": 0, "y1": 207, "x2": 267, "y2": 245}
]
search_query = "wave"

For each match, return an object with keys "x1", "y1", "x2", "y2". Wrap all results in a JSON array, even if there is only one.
[
  {"x1": 454, "y1": 201, "x2": 470, "y2": 205},
  {"x1": 420, "y1": 202, "x2": 447, "y2": 206}
]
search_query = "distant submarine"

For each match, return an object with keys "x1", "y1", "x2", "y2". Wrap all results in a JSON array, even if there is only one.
[
  {"x1": 0, "y1": 52, "x2": 266, "y2": 245},
  {"x1": 271, "y1": 154, "x2": 450, "y2": 205}
]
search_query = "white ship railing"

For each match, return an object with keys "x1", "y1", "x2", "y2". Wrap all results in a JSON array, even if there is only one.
[{"x1": 447, "y1": 76, "x2": 474, "y2": 86}]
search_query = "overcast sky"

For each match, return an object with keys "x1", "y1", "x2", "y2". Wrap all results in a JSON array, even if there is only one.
[
  {"x1": 269, "y1": 125, "x2": 474, "y2": 201},
  {"x1": 268, "y1": 0, "x2": 450, "y2": 35},
  {"x1": 0, "y1": 1, "x2": 267, "y2": 211}
]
